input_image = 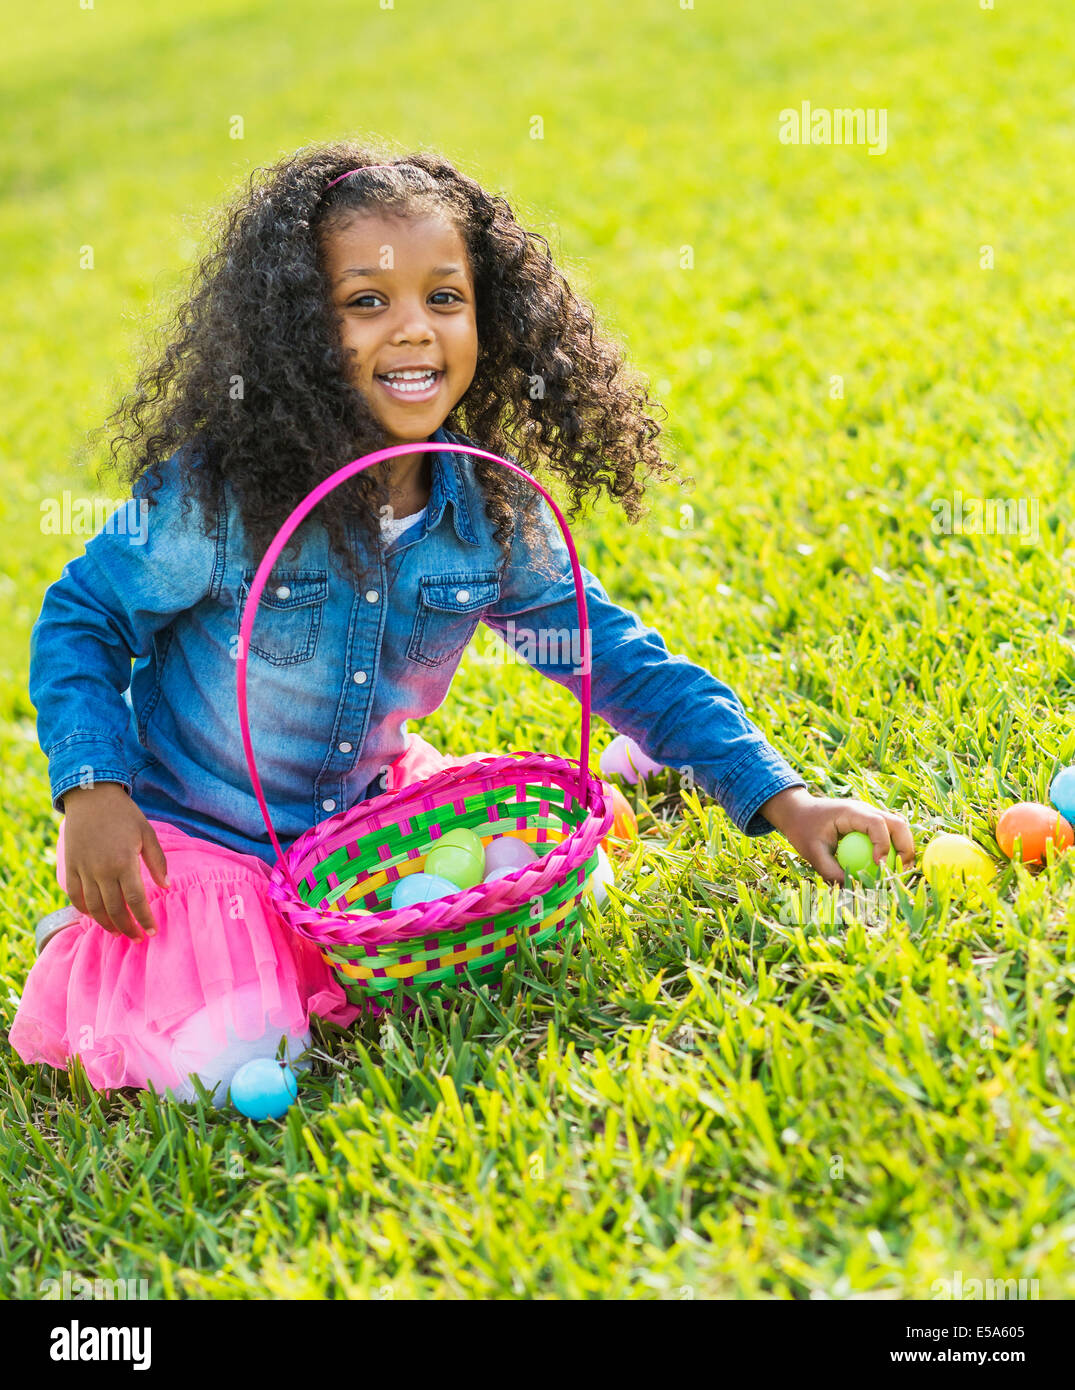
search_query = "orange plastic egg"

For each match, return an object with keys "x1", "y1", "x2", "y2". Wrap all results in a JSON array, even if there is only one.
[
  {"x1": 601, "y1": 782, "x2": 638, "y2": 850},
  {"x1": 996, "y1": 801, "x2": 1074, "y2": 864}
]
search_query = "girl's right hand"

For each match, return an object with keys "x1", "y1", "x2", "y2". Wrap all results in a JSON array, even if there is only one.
[{"x1": 61, "y1": 783, "x2": 170, "y2": 942}]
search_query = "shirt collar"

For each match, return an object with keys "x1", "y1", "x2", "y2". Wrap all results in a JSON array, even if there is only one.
[{"x1": 424, "y1": 425, "x2": 480, "y2": 546}]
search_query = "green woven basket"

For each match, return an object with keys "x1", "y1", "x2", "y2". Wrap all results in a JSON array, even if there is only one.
[{"x1": 238, "y1": 442, "x2": 616, "y2": 1012}]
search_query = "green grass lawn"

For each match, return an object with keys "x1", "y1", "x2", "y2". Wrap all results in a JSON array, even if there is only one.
[{"x1": 2, "y1": 0, "x2": 1074, "y2": 1299}]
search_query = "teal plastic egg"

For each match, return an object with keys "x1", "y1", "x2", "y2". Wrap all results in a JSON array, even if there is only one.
[
  {"x1": 391, "y1": 872, "x2": 462, "y2": 909},
  {"x1": 1051, "y1": 766, "x2": 1075, "y2": 824},
  {"x1": 230, "y1": 1058, "x2": 298, "y2": 1121}
]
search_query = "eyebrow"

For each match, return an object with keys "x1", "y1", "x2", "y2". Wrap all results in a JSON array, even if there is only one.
[{"x1": 336, "y1": 263, "x2": 465, "y2": 285}]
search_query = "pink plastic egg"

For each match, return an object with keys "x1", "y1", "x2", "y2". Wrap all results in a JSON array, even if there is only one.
[
  {"x1": 598, "y1": 733, "x2": 663, "y2": 786},
  {"x1": 483, "y1": 835, "x2": 539, "y2": 874}
]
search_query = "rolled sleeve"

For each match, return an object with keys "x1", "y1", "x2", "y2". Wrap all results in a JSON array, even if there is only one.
[
  {"x1": 715, "y1": 743, "x2": 808, "y2": 838},
  {"x1": 47, "y1": 736, "x2": 136, "y2": 814},
  {"x1": 482, "y1": 499, "x2": 806, "y2": 837}
]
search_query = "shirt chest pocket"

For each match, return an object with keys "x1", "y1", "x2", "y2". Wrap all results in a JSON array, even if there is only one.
[
  {"x1": 407, "y1": 574, "x2": 501, "y2": 668},
  {"x1": 237, "y1": 568, "x2": 328, "y2": 666}
]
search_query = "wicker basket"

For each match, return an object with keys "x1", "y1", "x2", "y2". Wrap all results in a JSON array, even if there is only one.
[{"x1": 236, "y1": 442, "x2": 616, "y2": 1012}]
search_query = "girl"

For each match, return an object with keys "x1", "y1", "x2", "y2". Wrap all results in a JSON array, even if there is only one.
[{"x1": 14, "y1": 143, "x2": 914, "y2": 1099}]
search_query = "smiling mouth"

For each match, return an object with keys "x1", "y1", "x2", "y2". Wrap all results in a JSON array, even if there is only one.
[{"x1": 375, "y1": 370, "x2": 443, "y2": 401}]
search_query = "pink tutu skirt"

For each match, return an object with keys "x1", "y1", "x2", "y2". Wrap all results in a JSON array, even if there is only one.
[{"x1": 9, "y1": 731, "x2": 486, "y2": 1098}]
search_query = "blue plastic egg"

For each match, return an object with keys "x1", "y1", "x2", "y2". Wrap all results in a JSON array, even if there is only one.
[
  {"x1": 230, "y1": 1058, "x2": 298, "y2": 1121},
  {"x1": 391, "y1": 872, "x2": 461, "y2": 910},
  {"x1": 1050, "y1": 765, "x2": 1075, "y2": 824}
]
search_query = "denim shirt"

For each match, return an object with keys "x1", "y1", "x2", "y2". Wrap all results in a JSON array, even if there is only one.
[{"x1": 29, "y1": 425, "x2": 806, "y2": 866}]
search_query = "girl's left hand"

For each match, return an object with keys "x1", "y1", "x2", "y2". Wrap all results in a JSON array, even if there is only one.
[{"x1": 758, "y1": 786, "x2": 916, "y2": 885}]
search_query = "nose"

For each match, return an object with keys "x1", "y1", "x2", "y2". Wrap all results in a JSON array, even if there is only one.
[{"x1": 388, "y1": 301, "x2": 435, "y2": 346}]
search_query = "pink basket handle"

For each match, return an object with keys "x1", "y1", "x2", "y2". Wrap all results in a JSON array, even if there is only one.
[{"x1": 236, "y1": 442, "x2": 596, "y2": 875}]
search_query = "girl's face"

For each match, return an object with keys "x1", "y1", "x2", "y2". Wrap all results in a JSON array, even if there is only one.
[{"x1": 322, "y1": 210, "x2": 478, "y2": 444}]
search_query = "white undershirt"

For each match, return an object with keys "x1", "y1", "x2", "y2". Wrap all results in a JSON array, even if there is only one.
[{"x1": 379, "y1": 505, "x2": 427, "y2": 544}]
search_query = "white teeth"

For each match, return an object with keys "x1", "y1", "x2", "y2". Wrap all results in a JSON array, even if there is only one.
[{"x1": 379, "y1": 370, "x2": 438, "y2": 394}]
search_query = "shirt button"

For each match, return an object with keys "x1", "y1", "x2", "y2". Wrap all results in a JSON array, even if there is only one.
[
  {"x1": 322, "y1": 798, "x2": 336, "y2": 812},
  {"x1": 352, "y1": 671, "x2": 367, "y2": 684},
  {"x1": 365, "y1": 590, "x2": 379, "y2": 603},
  {"x1": 276, "y1": 585, "x2": 291, "y2": 600},
  {"x1": 338, "y1": 741, "x2": 352, "y2": 753},
  {"x1": 456, "y1": 588, "x2": 470, "y2": 603}
]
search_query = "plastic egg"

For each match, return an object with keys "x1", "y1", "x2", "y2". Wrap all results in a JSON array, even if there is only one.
[
  {"x1": 1049, "y1": 765, "x2": 1075, "y2": 825},
  {"x1": 425, "y1": 846, "x2": 483, "y2": 889},
  {"x1": 431, "y1": 827, "x2": 485, "y2": 860},
  {"x1": 835, "y1": 831, "x2": 898, "y2": 884},
  {"x1": 996, "y1": 802, "x2": 1074, "y2": 864},
  {"x1": 483, "y1": 835, "x2": 539, "y2": 874},
  {"x1": 391, "y1": 872, "x2": 462, "y2": 910},
  {"x1": 582, "y1": 845, "x2": 615, "y2": 911},
  {"x1": 230, "y1": 1058, "x2": 298, "y2": 1121},
  {"x1": 483, "y1": 865, "x2": 521, "y2": 883},
  {"x1": 598, "y1": 734, "x2": 664, "y2": 786},
  {"x1": 921, "y1": 833, "x2": 995, "y2": 891},
  {"x1": 600, "y1": 783, "x2": 638, "y2": 851},
  {"x1": 425, "y1": 828, "x2": 485, "y2": 888}
]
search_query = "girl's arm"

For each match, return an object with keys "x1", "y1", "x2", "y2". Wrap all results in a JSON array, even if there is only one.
[
  {"x1": 481, "y1": 509, "x2": 805, "y2": 838},
  {"x1": 481, "y1": 500, "x2": 914, "y2": 881},
  {"x1": 30, "y1": 448, "x2": 219, "y2": 813}
]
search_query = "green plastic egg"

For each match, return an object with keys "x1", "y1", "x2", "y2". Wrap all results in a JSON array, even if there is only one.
[
  {"x1": 425, "y1": 827, "x2": 485, "y2": 889},
  {"x1": 433, "y1": 827, "x2": 484, "y2": 860},
  {"x1": 836, "y1": 831, "x2": 898, "y2": 884}
]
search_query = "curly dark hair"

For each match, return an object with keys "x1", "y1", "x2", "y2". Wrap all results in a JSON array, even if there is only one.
[{"x1": 89, "y1": 138, "x2": 682, "y2": 587}]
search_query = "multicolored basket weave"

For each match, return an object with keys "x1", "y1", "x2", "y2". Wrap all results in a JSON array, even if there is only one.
[{"x1": 235, "y1": 442, "x2": 616, "y2": 1012}]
